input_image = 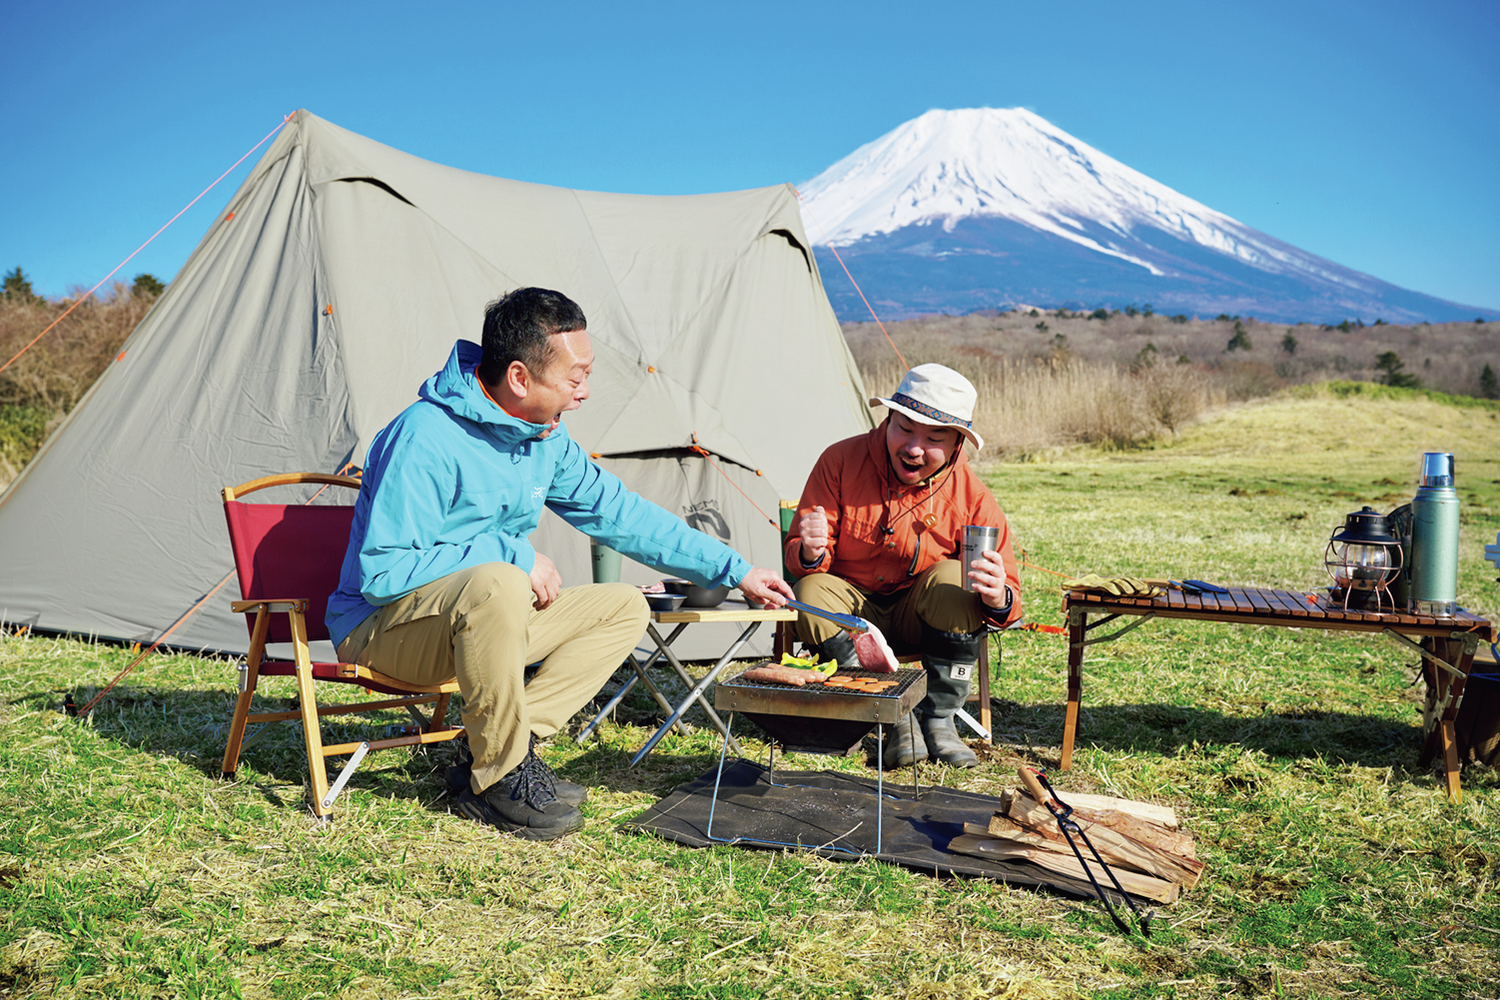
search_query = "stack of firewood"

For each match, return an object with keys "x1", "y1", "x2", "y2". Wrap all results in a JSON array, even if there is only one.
[{"x1": 949, "y1": 786, "x2": 1202, "y2": 904}]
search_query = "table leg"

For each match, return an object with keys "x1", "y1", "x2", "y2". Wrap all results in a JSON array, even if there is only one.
[
  {"x1": 1061, "y1": 606, "x2": 1085, "y2": 771},
  {"x1": 629, "y1": 621, "x2": 759, "y2": 765},
  {"x1": 1440, "y1": 719, "x2": 1461, "y2": 803},
  {"x1": 1415, "y1": 634, "x2": 1477, "y2": 803},
  {"x1": 576, "y1": 624, "x2": 689, "y2": 742},
  {"x1": 646, "y1": 622, "x2": 745, "y2": 757}
]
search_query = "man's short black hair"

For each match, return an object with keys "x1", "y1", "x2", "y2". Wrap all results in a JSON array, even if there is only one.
[{"x1": 478, "y1": 288, "x2": 587, "y2": 386}]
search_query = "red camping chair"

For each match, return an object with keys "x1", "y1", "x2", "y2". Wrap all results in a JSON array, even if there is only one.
[{"x1": 220, "y1": 472, "x2": 463, "y2": 817}]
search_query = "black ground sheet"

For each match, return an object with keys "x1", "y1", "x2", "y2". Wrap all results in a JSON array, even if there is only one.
[{"x1": 627, "y1": 758, "x2": 1093, "y2": 897}]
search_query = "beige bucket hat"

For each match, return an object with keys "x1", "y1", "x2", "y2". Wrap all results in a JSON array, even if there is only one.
[{"x1": 869, "y1": 363, "x2": 983, "y2": 452}]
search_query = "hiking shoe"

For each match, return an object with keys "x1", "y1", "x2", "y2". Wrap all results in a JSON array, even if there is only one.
[
  {"x1": 451, "y1": 744, "x2": 585, "y2": 840},
  {"x1": 445, "y1": 737, "x2": 588, "y2": 806}
]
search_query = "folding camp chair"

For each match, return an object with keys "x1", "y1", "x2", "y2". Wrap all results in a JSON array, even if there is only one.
[{"x1": 220, "y1": 472, "x2": 463, "y2": 818}]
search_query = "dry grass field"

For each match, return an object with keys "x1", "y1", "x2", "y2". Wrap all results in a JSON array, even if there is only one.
[
  {"x1": 848, "y1": 311, "x2": 1499, "y2": 458},
  {"x1": 3, "y1": 385, "x2": 1498, "y2": 999},
  {"x1": 844, "y1": 310, "x2": 1498, "y2": 401}
]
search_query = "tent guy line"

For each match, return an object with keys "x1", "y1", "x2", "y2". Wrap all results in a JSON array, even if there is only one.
[
  {"x1": 689, "y1": 438, "x2": 776, "y2": 529},
  {"x1": 0, "y1": 110, "x2": 872, "y2": 660},
  {"x1": 794, "y1": 185, "x2": 907, "y2": 370},
  {"x1": 69, "y1": 467, "x2": 354, "y2": 718},
  {"x1": 0, "y1": 113, "x2": 295, "y2": 380}
]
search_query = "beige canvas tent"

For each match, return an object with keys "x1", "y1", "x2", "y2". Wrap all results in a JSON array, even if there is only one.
[{"x1": 0, "y1": 110, "x2": 873, "y2": 658}]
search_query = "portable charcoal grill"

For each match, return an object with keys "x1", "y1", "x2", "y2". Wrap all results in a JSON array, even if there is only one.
[
  {"x1": 715, "y1": 665, "x2": 928, "y2": 754},
  {"x1": 707, "y1": 665, "x2": 928, "y2": 855}
]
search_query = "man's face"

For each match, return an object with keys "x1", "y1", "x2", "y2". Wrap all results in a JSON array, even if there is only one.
[
  {"x1": 519, "y1": 328, "x2": 593, "y2": 437},
  {"x1": 884, "y1": 413, "x2": 959, "y2": 485}
]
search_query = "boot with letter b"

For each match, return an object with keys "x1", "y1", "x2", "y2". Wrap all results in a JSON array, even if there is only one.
[{"x1": 917, "y1": 624, "x2": 982, "y2": 768}]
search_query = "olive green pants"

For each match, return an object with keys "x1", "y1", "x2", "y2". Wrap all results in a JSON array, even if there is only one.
[
  {"x1": 793, "y1": 559, "x2": 982, "y2": 652},
  {"x1": 338, "y1": 563, "x2": 649, "y2": 794}
]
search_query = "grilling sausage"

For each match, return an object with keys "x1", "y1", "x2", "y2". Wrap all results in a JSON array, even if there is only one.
[{"x1": 741, "y1": 665, "x2": 829, "y2": 686}]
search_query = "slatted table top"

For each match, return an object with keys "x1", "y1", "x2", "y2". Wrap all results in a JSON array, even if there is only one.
[{"x1": 1062, "y1": 584, "x2": 1495, "y2": 640}]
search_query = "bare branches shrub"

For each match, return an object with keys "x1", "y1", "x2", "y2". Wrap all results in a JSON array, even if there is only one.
[
  {"x1": 1135, "y1": 359, "x2": 1214, "y2": 436},
  {"x1": 0, "y1": 283, "x2": 153, "y2": 412},
  {"x1": 0, "y1": 283, "x2": 157, "y2": 489}
]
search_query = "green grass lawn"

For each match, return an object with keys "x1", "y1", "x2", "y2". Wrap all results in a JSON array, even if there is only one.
[{"x1": 3, "y1": 384, "x2": 1498, "y2": 999}]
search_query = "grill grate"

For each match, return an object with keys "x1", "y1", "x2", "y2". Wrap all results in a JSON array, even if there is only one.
[
  {"x1": 722, "y1": 667, "x2": 925, "y2": 698},
  {"x1": 714, "y1": 664, "x2": 929, "y2": 754}
]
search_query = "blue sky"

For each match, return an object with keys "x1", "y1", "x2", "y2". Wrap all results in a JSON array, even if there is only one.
[{"x1": 5, "y1": 0, "x2": 1497, "y2": 311}]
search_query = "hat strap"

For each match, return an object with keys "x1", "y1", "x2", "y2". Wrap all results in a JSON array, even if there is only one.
[{"x1": 891, "y1": 391, "x2": 972, "y2": 429}]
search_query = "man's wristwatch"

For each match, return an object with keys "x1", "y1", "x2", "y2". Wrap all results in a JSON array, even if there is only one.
[{"x1": 982, "y1": 585, "x2": 1014, "y2": 629}]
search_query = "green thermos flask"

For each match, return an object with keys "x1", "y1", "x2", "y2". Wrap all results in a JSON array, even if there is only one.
[{"x1": 1409, "y1": 452, "x2": 1459, "y2": 617}]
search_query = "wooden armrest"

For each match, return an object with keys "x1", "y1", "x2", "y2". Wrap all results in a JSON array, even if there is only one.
[{"x1": 230, "y1": 599, "x2": 308, "y2": 613}]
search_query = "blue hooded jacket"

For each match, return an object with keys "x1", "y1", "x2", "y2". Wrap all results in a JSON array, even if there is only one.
[{"x1": 326, "y1": 340, "x2": 752, "y2": 647}]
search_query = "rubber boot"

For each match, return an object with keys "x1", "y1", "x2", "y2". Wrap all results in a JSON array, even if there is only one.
[
  {"x1": 809, "y1": 630, "x2": 860, "y2": 668},
  {"x1": 881, "y1": 711, "x2": 928, "y2": 769},
  {"x1": 918, "y1": 624, "x2": 982, "y2": 768}
]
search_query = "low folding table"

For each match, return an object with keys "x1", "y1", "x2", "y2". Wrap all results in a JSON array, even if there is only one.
[
  {"x1": 578, "y1": 600, "x2": 797, "y2": 765},
  {"x1": 1061, "y1": 584, "x2": 1496, "y2": 800}
]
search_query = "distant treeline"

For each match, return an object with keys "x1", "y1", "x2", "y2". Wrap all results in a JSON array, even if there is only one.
[{"x1": 4, "y1": 267, "x2": 1497, "y2": 481}]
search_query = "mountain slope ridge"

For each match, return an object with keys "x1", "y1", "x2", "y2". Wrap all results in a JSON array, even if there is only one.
[{"x1": 799, "y1": 108, "x2": 1494, "y2": 323}]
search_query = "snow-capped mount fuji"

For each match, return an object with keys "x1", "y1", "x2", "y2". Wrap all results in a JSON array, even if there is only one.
[{"x1": 799, "y1": 108, "x2": 1494, "y2": 324}]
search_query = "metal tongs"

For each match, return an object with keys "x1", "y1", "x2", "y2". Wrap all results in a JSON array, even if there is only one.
[
  {"x1": 1019, "y1": 766, "x2": 1154, "y2": 937},
  {"x1": 784, "y1": 599, "x2": 871, "y2": 636}
]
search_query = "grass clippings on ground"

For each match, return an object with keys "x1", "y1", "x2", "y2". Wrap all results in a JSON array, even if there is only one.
[{"x1": 3, "y1": 385, "x2": 1500, "y2": 998}]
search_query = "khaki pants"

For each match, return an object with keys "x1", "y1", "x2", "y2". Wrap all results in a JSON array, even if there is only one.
[
  {"x1": 338, "y1": 563, "x2": 649, "y2": 793},
  {"x1": 793, "y1": 559, "x2": 982, "y2": 652}
]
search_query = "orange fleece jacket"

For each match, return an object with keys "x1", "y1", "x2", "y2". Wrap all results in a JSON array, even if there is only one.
[{"x1": 784, "y1": 425, "x2": 1023, "y2": 627}]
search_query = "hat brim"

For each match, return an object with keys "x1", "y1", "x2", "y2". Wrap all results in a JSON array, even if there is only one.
[{"x1": 871, "y1": 396, "x2": 984, "y2": 452}]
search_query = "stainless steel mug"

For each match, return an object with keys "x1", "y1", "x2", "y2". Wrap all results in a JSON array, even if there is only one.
[{"x1": 961, "y1": 524, "x2": 999, "y2": 592}]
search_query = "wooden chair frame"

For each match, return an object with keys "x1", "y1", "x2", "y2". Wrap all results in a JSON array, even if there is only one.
[{"x1": 221, "y1": 473, "x2": 463, "y2": 817}]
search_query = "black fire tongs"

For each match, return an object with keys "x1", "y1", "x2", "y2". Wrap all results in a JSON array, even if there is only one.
[{"x1": 1018, "y1": 766, "x2": 1153, "y2": 937}]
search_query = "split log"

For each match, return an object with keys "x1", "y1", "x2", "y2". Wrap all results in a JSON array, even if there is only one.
[
  {"x1": 991, "y1": 805, "x2": 1194, "y2": 860},
  {"x1": 1006, "y1": 793, "x2": 1203, "y2": 888},
  {"x1": 947, "y1": 834, "x2": 1180, "y2": 904},
  {"x1": 1067, "y1": 805, "x2": 1195, "y2": 860},
  {"x1": 995, "y1": 788, "x2": 1178, "y2": 828}
]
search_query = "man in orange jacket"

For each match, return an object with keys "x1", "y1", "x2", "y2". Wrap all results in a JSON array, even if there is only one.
[{"x1": 784, "y1": 364, "x2": 1022, "y2": 768}]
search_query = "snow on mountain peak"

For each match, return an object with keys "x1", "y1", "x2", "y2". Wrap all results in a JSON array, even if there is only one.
[{"x1": 798, "y1": 107, "x2": 1293, "y2": 277}]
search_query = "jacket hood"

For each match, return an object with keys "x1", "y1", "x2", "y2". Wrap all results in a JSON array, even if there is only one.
[{"x1": 419, "y1": 340, "x2": 553, "y2": 444}]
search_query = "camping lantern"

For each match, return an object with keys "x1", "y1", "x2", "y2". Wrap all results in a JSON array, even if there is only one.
[{"x1": 1324, "y1": 506, "x2": 1403, "y2": 611}]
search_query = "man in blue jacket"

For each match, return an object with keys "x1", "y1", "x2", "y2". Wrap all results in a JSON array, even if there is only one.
[{"x1": 328, "y1": 288, "x2": 792, "y2": 840}]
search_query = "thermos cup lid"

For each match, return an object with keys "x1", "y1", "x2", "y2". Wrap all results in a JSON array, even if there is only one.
[{"x1": 1418, "y1": 452, "x2": 1455, "y2": 488}]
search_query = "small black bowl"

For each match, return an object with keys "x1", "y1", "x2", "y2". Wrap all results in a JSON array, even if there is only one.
[
  {"x1": 662, "y1": 579, "x2": 730, "y2": 609},
  {"x1": 644, "y1": 592, "x2": 687, "y2": 612}
]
